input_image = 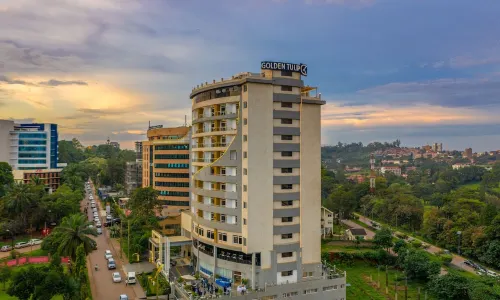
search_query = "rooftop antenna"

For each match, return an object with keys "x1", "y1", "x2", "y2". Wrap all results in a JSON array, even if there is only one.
[{"x1": 185, "y1": 115, "x2": 187, "y2": 127}]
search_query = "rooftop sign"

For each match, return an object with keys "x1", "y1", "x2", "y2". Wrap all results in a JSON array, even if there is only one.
[{"x1": 261, "y1": 61, "x2": 307, "y2": 76}]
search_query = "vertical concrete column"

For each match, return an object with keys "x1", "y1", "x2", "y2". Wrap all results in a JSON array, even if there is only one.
[
  {"x1": 213, "y1": 246, "x2": 217, "y2": 280},
  {"x1": 251, "y1": 253, "x2": 256, "y2": 290}
]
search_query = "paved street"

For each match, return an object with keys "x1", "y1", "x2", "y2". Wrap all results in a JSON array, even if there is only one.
[
  {"x1": 355, "y1": 214, "x2": 476, "y2": 273},
  {"x1": 82, "y1": 182, "x2": 136, "y2": 300}
]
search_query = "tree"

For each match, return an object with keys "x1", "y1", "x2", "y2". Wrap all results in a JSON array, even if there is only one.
[
  {"x1": 0, "y1": 162, "x2": 14, "y2": 198},
  {"x1": 49, "y1": 214, "x2": 98, "y2": 260},
  {"x1": 128, "y1": 187, "x2": 161, "y2": 218},
  {"x1": 74, "y1": 244, "x2": 91, "y2": 299},
  {"x1": 400, "y1": 249, "x2": 440, "y2": 280},
  {"x1": 2, "y1": 182, "x2": 38, "y2": 230},
  {"x1": 0, "y1": 266, "x2": 11, "y2": 290},
  {"x1": 7, "y1": 266, "x2": 46, "y2": 300},
  {"x1": 427, "y1": 273, "x2": 469, "y2": 300},
  {"x1": 374, "y1": 227, "x2": 393, "y2": 250}
]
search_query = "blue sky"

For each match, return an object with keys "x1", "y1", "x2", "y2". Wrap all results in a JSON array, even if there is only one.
[{"x1": 1, "y1": 0, "x2": 500, "y2": 151}]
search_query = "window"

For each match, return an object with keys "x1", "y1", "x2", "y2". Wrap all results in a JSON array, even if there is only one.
[
  {"x1": 243, "y1": 135, "x2": 247, "y2": 142},
  {"x1": 281, "y1": 102, "x2": 293, "y2": 108},
  {"x1": 154, "y1": 182, "x2": 189, "y2": 188},
  {"x1": 220, "y1": 214, "x2": 226, "y2": 223},
  {"x1": 281, "y1": 252, "x2": 293, "y2": 258},
  {"x1": 281, "y1": 168, "x2": 293, "y2": 174},
  {"x1": 218, "y1": 232, "x2": 227, "y2": 242},
  {"x1": 243, "y1": 101, "x2": 247, "y2": 108},
  {"x1": 281, "y1": 200, "x2": 293, "y2": 206},
  {"x1": 281, "y1": 151, "x2": 293, "y2": 157},
  {"x1": 281, "y1": 271, "x2": 293, "y2": 277},
  {"x1": 281, "y1": 70, "x2": 293, "y2": 77},
  {"x1": 207, "y1": 230, "x2": 215, "y2": 239},
  {"x1": 243, "y1": 202, "x2": 247, "y2": 208},
  {"x1": 154, "y1": 163, "x2": 189, "y2": 169},
  {"x1": 323, "y1": 286, "x2": 336, "y2": 291},
  {"x1": 233, "y1": 235, "x2": 243, "y2": 244},
  {"x1": 243, "y1": 85, "x2": 247, "y2": 92},
  {"x1": 281, "y1": 233, "x2": 293, "y2": 239},
  {"x1": 303, "y1": 289, "x2": 318, "y2": 295},
  {"x1": 281, "y1": 118, "x2": 293, "y2": 125},
  {"x1": 282, "y1": 292, "x2": 298, "y2": 297},
  {"x1": 281, "y1": 184, "x2": 293, "y2": 190},
  {"x1": 281, "y1": 86, "x2": 293, "y2": 92},
  {"x1": 243, "y1": 168, "x2": 247, "y2": 175},
  {"x1": 154, "y1": 173, "x2": 189, "y2": 178},
  {"x1": 243, "y1": 218, "x2": 247, "y2": 225},
  {"x1": 155, "y1": 144, "x2": 189, "y2": 150},
  {"x1": 282, "y1": 217, "x2": 293, "y2": 223},
  {"x1": 154, "y1": 154, "x2": 189, "y2": 159},
  {"x1": 230, "y1": 150, "x2": 237, "y2": 160},
  {"x1": 243, "y1": 185, "x2": 247, "y2": 192},
  {"x1": 303, "y1": 272, "x2": 313, "y2": 278},
  {"x1": 281, "y1": 135, "x2": 293, "y2": 141},
  {"x1": 243, "y1": 118, "x2": 247, "y2": 125},
  {"x1": 243, "y1": 151, "x2": 247, "y2": 158}
]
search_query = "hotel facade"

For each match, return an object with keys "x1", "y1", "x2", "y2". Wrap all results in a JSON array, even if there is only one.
[{"x1": 187, "y1": 62, "x2": 346, "y2": 298}]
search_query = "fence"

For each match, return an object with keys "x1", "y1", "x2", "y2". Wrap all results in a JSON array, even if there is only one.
[{"x1": 6, "y1": 256, "x2": 70, "y2": 267}]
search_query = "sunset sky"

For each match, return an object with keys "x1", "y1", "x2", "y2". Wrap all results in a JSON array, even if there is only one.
[{"x1": 1, "y1": 0, "x2": 500, "y2": 151}]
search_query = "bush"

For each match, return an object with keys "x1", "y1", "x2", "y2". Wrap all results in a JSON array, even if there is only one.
[
  {"x1": 440, "y1": 254, "x2": 453, "y2": 266},
  {"x1": 412, "y1": 240, "x2": 423, "y2": 248},
  {"x1": 396, "y1": 233, "x2": 408, "y2": 240}
]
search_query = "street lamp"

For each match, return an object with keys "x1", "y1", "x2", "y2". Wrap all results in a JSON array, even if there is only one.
[{"x1": 457, "y1": 231, "x2": 462, "y2": 255}]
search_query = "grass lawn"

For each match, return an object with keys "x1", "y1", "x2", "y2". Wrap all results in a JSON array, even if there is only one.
[
  {"x1": 343, "y1": 262, "x2": 434, "y2": 300},
  {"x1": 322, "y1": 241, "x2": 375, "y2": 254}
]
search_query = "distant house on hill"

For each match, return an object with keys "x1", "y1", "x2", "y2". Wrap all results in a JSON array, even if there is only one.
[
  {"x1": 452, "y1": 163, "x2": 470, "y2": 170},
  {"x1": 380, "y1": 166, "x2": 402, "y2": 176}
]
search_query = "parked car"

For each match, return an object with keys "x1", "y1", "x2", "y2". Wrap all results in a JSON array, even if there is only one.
[
  {"x1": 28, "y1": 239, "x2": 42, "y2": 245},
  {"x1": 14, "y1": 242, "x2": 28, "y2": 249},
  {"x1": 108, "y1": 258, "x2": 116, "y2": 270},
  {"x1": 112, "y1": 272, "x2": 122, "y2": 282},
  {"x1": 96, "y1": 223, "x2": 102, "y2": 228},
  {"x1": 106, "y1": 215, "x2": 112, "y2": 220},
  {"x1": 119, "y1": 295, "x2": 129, "y2": 300},
  {"x1": 105, "y1": 250, "x2": 113, "y2": 260},
  {"x1": 125, "y1": 272, "x2": 136, "y2": 284},
  {"x1": 97, "y1": 228, "x2": 102, "y2": 235},
  {"x1": 113, "y1": 218, "x2": 121, "y2": 224},
  {"x1": 0, "y1": 245, "x2": 12, "y2": 252},
  {"x1": 487, "y1": 270, "x2": 498, "y2": 277}
]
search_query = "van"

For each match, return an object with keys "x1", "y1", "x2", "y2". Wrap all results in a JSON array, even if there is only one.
[
  {"x1": 125, "y1": 272, "x2": 136, "y2": 284},
  {"x1": 107, "y1": 258, "x2": 116, "y2": 270}
]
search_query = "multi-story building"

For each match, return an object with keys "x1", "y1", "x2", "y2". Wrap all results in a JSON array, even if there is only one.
[
  {"x1": 0, "y1": 120, "x2": 59, "y2": 170},
  {"x1": 13, "y1": 168, "x2": 63, "y2": 193},
  {"x1": 321, "y1": 206, "x2": 335, "y2": 238},
  {"x1": 142, "y1": 126, "x2": 191, "y2": 235},
  {"x1": 125, "y1": 161, "x2": 142, "y2": 195},
  {"x1": 464, "y1": 148, "x2": 473, "y2": 159},
  {"x1": 380, "y1": 166, "x2": 402, "y2": 176},
  {"x1": 187, "y1": 62, "x2": 346, "y2": 298},
  {"x1": 135, "y1": 141, "x2": 143, "y2": 162}
]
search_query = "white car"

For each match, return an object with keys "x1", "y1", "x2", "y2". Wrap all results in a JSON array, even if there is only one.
[
  {"x1": 93, "y1": 212, "x2": 98, "y2": 217},
  {"x1": 96, "y1": 222, "x2": 102, "y2": 228},
  {"x1": 28, "y1": 239, "x2": 42, "y2": 245},
  {"x1": 94, "y1": 217, "x2": 99, "y2": 223},
  {"x1": 487, "y1": 270, "x2": 498, "y2": 277},
  {"x1": 97, "y1": 228, "x2": 103, "y2": 235},
  {"x1": 106, "y1": 215, "x2": 112, "y2": 220},
  {"x1": 105, "y1": 250, "x2": 113, "y2": 260},
  {"x1": 112, "y1": 272, "x2": 122, "y2": 283}
]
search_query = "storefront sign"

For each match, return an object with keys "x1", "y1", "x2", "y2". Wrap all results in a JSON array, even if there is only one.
[{"x1": 261, "y1": 61, "x2": 307, "y2": 76}]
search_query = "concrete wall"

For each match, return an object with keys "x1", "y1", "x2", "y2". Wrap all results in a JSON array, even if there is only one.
[
  {"x1": 300, "y1": 103, "x2": 322, "y2": 266},
  {"x1": 0, "y1": 120, "x2": 14, "y2": 164}
]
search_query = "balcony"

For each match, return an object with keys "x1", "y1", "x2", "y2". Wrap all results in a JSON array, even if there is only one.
[
  {"x1": 191, "y1": 158, "x2": 218, "y2": 163},
  {"x1": 192, "y1": 142, "x2": 227, "y2": 149},
  {"x1": 194, "y1": 127, "x2": 236, "y2": 134}
]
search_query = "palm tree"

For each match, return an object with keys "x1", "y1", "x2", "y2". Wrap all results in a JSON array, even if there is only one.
[
  {"x1": 3, "y1": 182, "x2": 36, "y2": 227},
  {"x1": 30, "y1": 175, "x2": 43, "y2": 186},
  {"x1": 53, "y1": 214, "x2": 97, "y2": 260}
]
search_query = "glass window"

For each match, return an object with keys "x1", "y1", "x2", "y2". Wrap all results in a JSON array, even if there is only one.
[
  {"x1": 281, "y1": 271, "x2": 293, "y2": 277},
  {"x1": 281, "y1": 151, "x2": 293, "y2": 157},
  {"x1": 281, "y1": 217, "x2": 293, "y2": 222},
  {"x1": 281, "y1": 70, "x2": 293, "y2": 77},
  {"x1": 281, "y1": 102, "x2": 293, "y2": 108},
  {"x1": 281, "y1": 119, "x2": 293, "y2": 124},
  {"x1": 281, "y1": 200, "x2": 293, "y2": 206},
  {"x1": 281, "y1": 86, "x2": 293, "y2": 92},
  {"x1": 281, "y1": 184, "x2": 293, "y2": 190},
  {"x1": 243, "y1": 101, "x2": 247, "y2": 108},
  {"x1": 281, "y1": 168, "x2": 293, "y2": 173},
  {"x1": 281, "y1": 252, "x2": 293, "y2": 258},
  {"x1": 281, "y1": 233, "x2": 293, "y2": 239},
  {"x1": 281, "y1": 135, "x2": 293, "y2": 141}
]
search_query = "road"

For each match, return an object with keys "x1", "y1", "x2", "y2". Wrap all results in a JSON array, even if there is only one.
[
  {"x1": 355, "y1": 214, "x2": 475, "y2": 273},
  {"x1": 83, "y1": 181, "x2": 136, "y2": 300}
]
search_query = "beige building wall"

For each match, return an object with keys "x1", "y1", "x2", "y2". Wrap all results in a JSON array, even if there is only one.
[
  {"x1": 300, "y1": 103, "x2": 322, "y2": 265},
  {"x1": 243, "y1": 82, "x2": 274, "y2": 255},
  {"x1": 0, "y1": 120, "x2": 15, "y2": 164}
]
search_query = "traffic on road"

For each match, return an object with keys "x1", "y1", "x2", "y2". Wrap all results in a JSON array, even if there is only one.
[{"x1": 83, "y1": 180, "x2": 135, "y2": 300}]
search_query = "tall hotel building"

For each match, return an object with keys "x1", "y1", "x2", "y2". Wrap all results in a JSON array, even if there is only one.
[
  {"x1": 187, "y1": 62, "x2": 346, "y2": 298},
  {"x1": 142, "y1": 126, "x2": 191, "y2": 235}
]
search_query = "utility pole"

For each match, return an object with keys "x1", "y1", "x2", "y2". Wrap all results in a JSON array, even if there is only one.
[
  {"x1": 128, "y1": 219, "x2": 131, "y2": 261},
  {"x1": 120, "y1": 221, "x2": 123, "y2": 259},
  {"x1": 405, "y1": 276, "x2": 408, "y2": 300}
]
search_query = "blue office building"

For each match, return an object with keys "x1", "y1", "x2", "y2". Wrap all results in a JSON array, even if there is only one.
[{"x1": 8, "y1": 123, "x2": 59, "y2": 170}]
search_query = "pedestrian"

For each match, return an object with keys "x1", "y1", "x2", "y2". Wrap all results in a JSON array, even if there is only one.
[{"x1": 125, "y1": 280, "x2": 128, "y2": 286}]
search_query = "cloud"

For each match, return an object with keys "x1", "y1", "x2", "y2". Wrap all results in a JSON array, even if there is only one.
[
  {"x1": 0, "y1": 74, "x2": 34, "y2": 86},
  {"x1": 38, "y1": 79, "x2": 88, "y2": 86},
  {"x1": 348, "y1": 75, "x2": 500, "y2": 108}
]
